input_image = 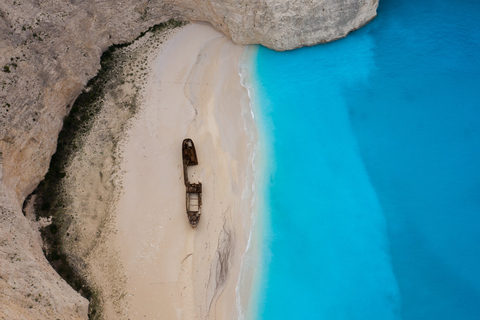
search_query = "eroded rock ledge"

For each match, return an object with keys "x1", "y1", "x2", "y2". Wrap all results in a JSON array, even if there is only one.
[{"x1": 0, "y1": 0, "x2": 377, "y2": 318}]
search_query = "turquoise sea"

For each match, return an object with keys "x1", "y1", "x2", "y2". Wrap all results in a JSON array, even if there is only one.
[{"x1": 245, "y1": 0, "x2": 480, "y2": 319}]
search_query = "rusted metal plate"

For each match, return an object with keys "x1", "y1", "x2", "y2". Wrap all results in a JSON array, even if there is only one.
[{"x1": 182, "y1": 138, "x2": 198, "y2": 166}]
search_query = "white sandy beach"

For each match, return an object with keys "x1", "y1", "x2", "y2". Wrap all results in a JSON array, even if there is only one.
[{"x1": 114, "y1": 23, "x2": 255, "y2": 319}]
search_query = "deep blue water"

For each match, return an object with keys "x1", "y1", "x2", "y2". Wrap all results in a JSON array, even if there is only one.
[{"x1": 249, "y1": 0, "x2": 480, "y2": 319}]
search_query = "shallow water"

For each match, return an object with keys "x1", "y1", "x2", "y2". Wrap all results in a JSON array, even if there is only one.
[{"x1": 248, "y1": 0, "x2": 480, "y2": 319}]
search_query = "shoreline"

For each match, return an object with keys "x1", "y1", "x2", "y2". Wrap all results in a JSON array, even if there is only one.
[
  {"x1": 237, "y1": 45, "x2": 270, "y2": 320},
  {"x1": 113, "y1": 23, "x2": 256, "y2": 319}
]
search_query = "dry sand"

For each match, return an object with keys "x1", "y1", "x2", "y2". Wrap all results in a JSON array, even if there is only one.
[{"x1": 114, "y1": 23, "x2": 255, "y2": 319}]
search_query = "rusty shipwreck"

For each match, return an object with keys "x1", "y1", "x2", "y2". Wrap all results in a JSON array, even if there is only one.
[{"x1": 182, "y1": 138, "x2": 202, "y2": 227}]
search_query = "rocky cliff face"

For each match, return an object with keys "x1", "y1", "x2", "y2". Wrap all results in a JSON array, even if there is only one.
[
  {"x1": 0, "y1": 0, "x2": 377, "y2": 318},
  {"x1": 204, "y1": 0, "x2": 379, "y2": 50}
]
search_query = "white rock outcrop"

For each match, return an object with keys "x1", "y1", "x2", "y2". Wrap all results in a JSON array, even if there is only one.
[
  {"x1": 201, "y1": 0, "x2": 379, "y2": 50},
  {"x1": 0, "y1": 0, "x2": 377, "y2": 318}
]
